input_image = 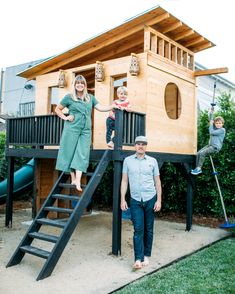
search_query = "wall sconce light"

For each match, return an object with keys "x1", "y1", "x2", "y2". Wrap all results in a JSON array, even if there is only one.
[
  {"x1": 129, "y1": 53, "x2": 140, "y2": 76},
  {"x1": 58, "y1": 70, "x2": 67, "y2": 88},
  {"x1": 95, "y1": 61, "x2": 105, "y2": 82}
]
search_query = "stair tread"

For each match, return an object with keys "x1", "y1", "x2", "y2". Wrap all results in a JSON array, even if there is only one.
[
  {"x1": 28, "y1": 232, "x2": 59, "y2": 243},
  {"x1": 37, "y1": 218, "x2": 67, "y2": 228},
  {"x1": 59, "y1": 183, "x2": 86, "y2": 189},
  {"x1": 84, "y1": 172, "x2": 93, "y2": 177},
  {"x1": 65, "y1": 172, "x2": 93, "y2": 177},
  {"x1": 52, "y1": 194, "x2": 80, "y2": 201},
  {"x1": 20, "y1": 245, "x2": 50, "y2": 259},
  {"x1": 44, "y1": 206, "x2": 74, "y2": 214}
]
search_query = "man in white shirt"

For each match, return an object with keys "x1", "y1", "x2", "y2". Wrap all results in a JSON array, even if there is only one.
[{"x1": 120, "y1": 136, "x2": 162, "y2": 269}]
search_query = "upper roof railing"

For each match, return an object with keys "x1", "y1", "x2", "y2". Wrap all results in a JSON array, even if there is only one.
[{"x1": 144, "y1": 26, "x2": 194, "y2": 71}]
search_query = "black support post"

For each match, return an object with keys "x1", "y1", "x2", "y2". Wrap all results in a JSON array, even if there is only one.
[
  {"x1": 183, "y1": 163, "x2": 195, "y2": 231},
  {"x1": 112, "y1": 160, "x2": 122, "y2": 255},
  {"x1": 112, "y1": 110, "x2": 123, "y2": 255},
  {"x1": 186, "y1": 179, "x2": 193, "y2": 231},
  {"x1": 32, "y1": 158, "x2": 37, "y2": 219},
  {"x1": 5, "y1": 156, "x2": 14, "y2": 227}
]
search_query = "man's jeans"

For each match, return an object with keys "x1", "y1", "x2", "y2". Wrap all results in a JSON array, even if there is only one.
[{"x1": 130, "y1": 196, "x2": 156, "y2": 262}]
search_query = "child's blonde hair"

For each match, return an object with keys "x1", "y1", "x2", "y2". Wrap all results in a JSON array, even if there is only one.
[
  {"x1": 72, "y1": 75, "x2": 90, "y2": 102},
  {"x1": 117, "y1": 86, "x2": 128, "y2": 95},
  {"x1": 214, "y1": 116, "x2": 224, "y2": 124}
]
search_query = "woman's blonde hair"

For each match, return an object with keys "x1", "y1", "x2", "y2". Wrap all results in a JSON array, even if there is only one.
[{"x1": 72, "y1": 75, "x2": 90, "y2": 102}]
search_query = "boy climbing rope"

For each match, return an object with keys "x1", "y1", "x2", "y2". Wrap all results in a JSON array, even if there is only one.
[{"x1": 191, "y1": 109, "x2": 226, "y2": 175}]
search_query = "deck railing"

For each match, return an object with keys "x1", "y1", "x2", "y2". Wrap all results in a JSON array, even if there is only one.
[
  {"x1": 121, "y1": 110, "x2": 146, "y2": 145},
  {"x1": 6, "y1": 115, "x2": 64, "y2": 147},
  {"x1": 6, "y1": 111, "x2": 145, "y2": 148}
]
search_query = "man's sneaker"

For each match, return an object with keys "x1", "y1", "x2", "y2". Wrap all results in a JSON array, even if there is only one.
[{"x1": 191, "y1": 167, "x2": 202, "y2": 175}]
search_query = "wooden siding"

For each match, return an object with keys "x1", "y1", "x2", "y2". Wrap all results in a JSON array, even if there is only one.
[
  {"x1": 36, "y1": 159, "x2": 58, "y2": 215},
  {"x1": 33, "y1": 51, "x2": 197, "y2": 155}
]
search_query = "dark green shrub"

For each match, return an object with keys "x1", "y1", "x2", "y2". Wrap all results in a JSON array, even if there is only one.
[
  {"x1": 93, "y1": 162, "x2": 114, "y2": 208},
  {"x1": 160, "y1": 162, "x2": 187, "y2": 213}
]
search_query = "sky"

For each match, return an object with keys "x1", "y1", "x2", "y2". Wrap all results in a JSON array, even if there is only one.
[{"x1": 1, "y1": 0, "x2": 234, "y2": 82}]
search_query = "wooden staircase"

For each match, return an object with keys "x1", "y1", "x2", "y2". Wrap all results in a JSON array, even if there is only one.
[{"x1": 6, "y1": 150, "x2": 111, "y2": 280}]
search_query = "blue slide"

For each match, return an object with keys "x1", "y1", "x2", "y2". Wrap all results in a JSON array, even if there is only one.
[{"x1": 0, "y1": 159, "x2": 34, "y2": 204}]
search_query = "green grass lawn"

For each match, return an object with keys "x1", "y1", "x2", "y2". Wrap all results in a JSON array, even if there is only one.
[{"x1": 116, "y1": 237, "x2": 235, "y2": 294}]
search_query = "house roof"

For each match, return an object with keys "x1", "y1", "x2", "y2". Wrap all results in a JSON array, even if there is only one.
[{"x1": 18, "y1": 5, "x2": 215, "y2": 80}]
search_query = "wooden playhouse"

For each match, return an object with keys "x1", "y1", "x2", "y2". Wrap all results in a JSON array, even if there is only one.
[{"x1": 5, "y1": 6, "x2": 227, "y2": 280}]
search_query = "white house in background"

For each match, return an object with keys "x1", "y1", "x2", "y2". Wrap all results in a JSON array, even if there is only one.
[
  {"x1": 0, "y1": 60, "x2": 235, "y2": 118},
  {"x1": 0, "y1": 59, "x2": 44, "y2": 116}
]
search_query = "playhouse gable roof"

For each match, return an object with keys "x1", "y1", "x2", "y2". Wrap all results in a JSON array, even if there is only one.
[{"x1": 19, "y1": 6, "x2": 214, "y2": 80}]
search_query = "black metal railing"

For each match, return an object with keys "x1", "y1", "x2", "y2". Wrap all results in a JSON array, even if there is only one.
[
  {"x1": 122, "y1": 111, "x2": 145, "y2": 145},
  {"x1": 6, "y1": 115, "x2": 64, "y2": 147},
  {"x1": 115, "y1": 110, "x2": 146, "y2": 146},
  {"x1": 6, "y1": 110, "x2": 145, "y2": 148}
]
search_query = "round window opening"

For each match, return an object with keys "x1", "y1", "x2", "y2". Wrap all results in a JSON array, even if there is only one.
[{"x1": 164, "y1": 83, "x2": 181, "y2": 119}]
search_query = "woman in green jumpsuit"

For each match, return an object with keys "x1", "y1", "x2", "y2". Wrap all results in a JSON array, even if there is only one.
[{"x1": 55, "y1": 75, "x2": 116, "y2": 191}]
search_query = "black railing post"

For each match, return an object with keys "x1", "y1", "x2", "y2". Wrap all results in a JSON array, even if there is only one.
[
  {"x1": 5, "y1": 156, "x2": 14, "y2": 227},
  {"x1": 112, "y1": 110, "x2": 123, "y2": 255}
]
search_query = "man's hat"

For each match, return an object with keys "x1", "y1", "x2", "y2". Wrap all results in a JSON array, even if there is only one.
[{"x1": 135, "y1": 136, "x2": 148, "y2": 145}]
